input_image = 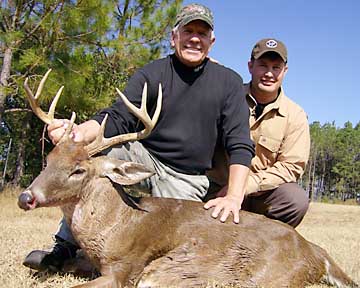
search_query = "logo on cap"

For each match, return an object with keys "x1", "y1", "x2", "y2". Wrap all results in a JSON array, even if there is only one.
[
  {"x1": 251, "y1": 38, "x2": 288, "y2": 62},
  {"x1": 266, "y1": 39, "x2": 278, "y2": 48}
]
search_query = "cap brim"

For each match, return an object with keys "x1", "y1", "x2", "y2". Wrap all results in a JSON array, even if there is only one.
[
  {"x1": 254, "y1": 50, "x2": 287, "y2": 62},
  {"x1": 178, "y1": 16, "x2": 213, "y2": 30}
]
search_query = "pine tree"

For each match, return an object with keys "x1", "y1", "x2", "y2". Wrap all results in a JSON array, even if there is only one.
[
  {"x1": 0, "y1": 0, "x2": 182, "y2": 186},
  {"x1": 305, "y1": 121, "x2": 360, "y2": 202}
]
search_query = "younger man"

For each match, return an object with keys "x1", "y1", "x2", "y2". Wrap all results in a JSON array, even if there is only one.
[{"x1": 207, "y1": 38, "x2": 310, "y2": 228}]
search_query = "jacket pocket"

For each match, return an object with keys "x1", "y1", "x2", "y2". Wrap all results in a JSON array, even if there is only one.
[{"x1": 258, "y1": 135, "x2": 281, "y2": 153}]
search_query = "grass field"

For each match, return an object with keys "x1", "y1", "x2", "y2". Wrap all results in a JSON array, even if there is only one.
[{"x1": 0, "y1": 186, "x2": 359, "y2": 288}]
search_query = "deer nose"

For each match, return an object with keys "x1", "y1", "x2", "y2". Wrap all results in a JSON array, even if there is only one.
[{"x1": 18, "y1": 191, "x2": 35, "y2": 210}]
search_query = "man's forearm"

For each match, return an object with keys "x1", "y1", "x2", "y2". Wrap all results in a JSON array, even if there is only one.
[{"x1": 227, "y1": 164, "x2": 249, "y2": 200}]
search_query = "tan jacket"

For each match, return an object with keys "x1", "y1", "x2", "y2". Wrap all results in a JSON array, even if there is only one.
[
  {"x1": 245, "y1": 85, "x2": 310, "y2": 194},
  {"x1": 207, "y1": 85, "x2": 310, "y2": 195}
]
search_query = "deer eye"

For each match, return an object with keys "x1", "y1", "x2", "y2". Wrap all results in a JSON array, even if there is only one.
[{"x1": 69, "y1": 167, "x2": 86, "y2": 178}]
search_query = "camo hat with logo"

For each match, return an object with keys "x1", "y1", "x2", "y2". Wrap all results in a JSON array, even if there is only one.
[
  {"x1": 174, "y1": 3, "x2": 214, "y2": 30},
  {"x1": 251, "y1": 38, "x2": 288, "y2": 62}
]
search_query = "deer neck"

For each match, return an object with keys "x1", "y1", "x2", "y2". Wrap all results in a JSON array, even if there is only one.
[
  {"x1": 69, "y1": 177, "x2": 136, "y2": 265},
  {"x1": 61, "y1": 202, "x2": 77, "y2": 227}
]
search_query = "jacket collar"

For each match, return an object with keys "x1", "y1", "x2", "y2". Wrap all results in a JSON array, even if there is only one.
[{"x1": 245, "y1": 83, "x2": 287, "y2": 117}]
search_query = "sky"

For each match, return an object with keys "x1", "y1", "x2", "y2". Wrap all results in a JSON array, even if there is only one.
[{"x1": 182, "y1": 0, "x2": 359, "y2": 127}]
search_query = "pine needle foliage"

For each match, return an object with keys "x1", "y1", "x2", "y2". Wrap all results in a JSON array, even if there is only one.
[{"x1": 0, "y1": 0, "x2": 182, "y2": 186}]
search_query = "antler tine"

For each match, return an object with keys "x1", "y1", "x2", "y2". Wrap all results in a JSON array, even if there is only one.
[
  {"x1": 35, "y1": 69, "x2": 52, "y2": 99},
  {"x1": 48, "y1": 85, "x2": 64, "y2": 120},
  {"x1": 85, "y1": 83, "x2": 163, "y2": 157},
  {"x1": 58, "y1": 112, "x2": 77, "y2": 145},
  {"x1": 24, "y1": 69, "x2": 63, "y2": 125},
  {"x1": 84, "y1": 114, "x2": 109, "y2": 156},
  {"x1": 116, "y1": 82, "x2": 152, "y2": 133}
]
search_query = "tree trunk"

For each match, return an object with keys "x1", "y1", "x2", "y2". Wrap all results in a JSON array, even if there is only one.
[
  {"x1": 11, "y1": 115, "x2": 30, "y2": 185},
  {"x1": 307, "y1": 157, "x2": 313, "y2": 200},
  {"x1": 12, "y1": 140, "x2": 25, "y2": 186},
  {"x1": 0, "y1": 47, "x2": 13, "y2": 122},
  {"x1": 311, "y1": 155, "x2": 317, "y2": 201},
  {"x1": 0, "y1": 138, "x2": 12, "y2": 190}
]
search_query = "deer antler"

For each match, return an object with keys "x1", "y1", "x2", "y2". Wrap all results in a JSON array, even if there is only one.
[
  {"x1": 24, "y1": 69, "x2": 64, "y2": 125},
  {"x1": 24, "y1": 69, "x2": 77, "y2": 145},
  {"x1": 85, "y1": 82, "x2": 162, "y2": 157}
]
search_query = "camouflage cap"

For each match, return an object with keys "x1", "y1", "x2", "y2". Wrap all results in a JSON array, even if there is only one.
[
  {"x1": 174, "y1": 3, "x2": 214, "y2": 30},
  {"x1": 251, "y1": 38, "x2": 288, "y2": 62}
]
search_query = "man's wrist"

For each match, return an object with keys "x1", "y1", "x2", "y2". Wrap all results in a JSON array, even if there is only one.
[{"x1": 226, "y1": 189, "x2": 245, "y2": 205}]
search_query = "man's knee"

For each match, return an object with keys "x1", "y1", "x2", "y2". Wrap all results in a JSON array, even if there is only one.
[
  {"x1": 245, "y1": 183, "x2": 309, "y2": 227},
  {"x1": 272, "y1": 183, "x2": 309, "y2": 227},
  {"x1": 280, "y1": 183, "x2": 309, "y2": 212},
  {"x1": 294, "y1": 191, "x2": 309, "y2": 220}
]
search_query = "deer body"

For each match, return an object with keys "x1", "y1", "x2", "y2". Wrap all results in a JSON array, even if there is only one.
[
  {"x1": 19, "y1": 71, "x2": 358, "y2": 288},
  {"x1": 19, "y1": 146, "x2": 357, "y2": 288}
]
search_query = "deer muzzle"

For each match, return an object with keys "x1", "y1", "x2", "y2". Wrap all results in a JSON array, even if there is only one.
[{"x1": 18, "y1": 190, "x2": 37, "y2": 211}]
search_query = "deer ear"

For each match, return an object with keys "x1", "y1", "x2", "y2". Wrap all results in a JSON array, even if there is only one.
[{"x1": 103, "y1": 160, "x2": 155, "y2": 185}]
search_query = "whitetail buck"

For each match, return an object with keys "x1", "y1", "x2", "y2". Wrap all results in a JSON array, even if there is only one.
[{"x1": 18, "y1": 70, "x2": 358, "y2": 288}]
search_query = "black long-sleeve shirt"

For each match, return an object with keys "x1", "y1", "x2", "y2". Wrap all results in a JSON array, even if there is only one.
[{"x1": 92, "y1": 54, "x2": 254, "y2": 174}]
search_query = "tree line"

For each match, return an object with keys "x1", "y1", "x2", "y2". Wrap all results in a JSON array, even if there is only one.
[
  {"x1": 302, "y1": 121, "x2": 360, "y2": 202},
  {"x1": 1, "y1": 1, "x2": 359, "y2": 202}
]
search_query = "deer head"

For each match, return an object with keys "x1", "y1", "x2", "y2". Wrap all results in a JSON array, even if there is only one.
[{"x1": 18, "y1": 69, "x2": 162, "y2": 211}]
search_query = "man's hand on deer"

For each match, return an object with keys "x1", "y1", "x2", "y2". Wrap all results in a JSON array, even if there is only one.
[
  {"x1": 48, "y1": 119, "x2": 82, "y2": 145},
  {"x1": 204, "y1": 193, "x2": 244, "y2": 224}
]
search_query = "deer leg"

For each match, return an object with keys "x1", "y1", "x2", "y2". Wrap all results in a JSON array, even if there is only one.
[
  {"x1": 71, "y1": 262, "x2": 138, "y2": 288},
  {"x1": 62, "y1": 251, "x2": 99, "y2": 279},
  {"x1": 72, "y1": 274, "x2": 118, "y2": 288}
]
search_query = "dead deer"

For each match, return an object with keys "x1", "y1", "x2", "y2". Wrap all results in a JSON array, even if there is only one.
[{"x1": 18, "y1": 70, "x2": 358, "y2": 288}]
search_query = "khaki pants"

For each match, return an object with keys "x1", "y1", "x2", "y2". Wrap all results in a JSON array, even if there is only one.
[{"x1": 105, "y1": 141, "x2": 209, "y2": 200}]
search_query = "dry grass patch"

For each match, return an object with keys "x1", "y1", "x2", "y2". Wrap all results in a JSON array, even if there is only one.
[
  {"x1": 0, "y1": 187, "x2": 359, "y2": 287},
  {"x1": 297, "y1": 202, "x2": 360, "y2": 288},
  {"x1": 0, "y1": 187, "x2": 86, "y2": 287}
]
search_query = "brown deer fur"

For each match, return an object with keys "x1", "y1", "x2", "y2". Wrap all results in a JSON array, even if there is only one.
[{"x1": 18, "y1": 138, "x2": 358, "y2": 288}]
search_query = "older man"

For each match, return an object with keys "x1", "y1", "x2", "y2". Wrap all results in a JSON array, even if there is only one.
[
  {"x1": 208, "y1": 38, "x2": 310, "y2": 228},
  {"x1": 23, "y1": 4, "x2": 254, "y2": 272}
]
